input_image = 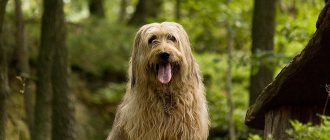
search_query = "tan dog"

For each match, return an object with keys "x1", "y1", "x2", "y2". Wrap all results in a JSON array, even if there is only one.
[{"x1": 107, "y1": 22, "x2": 209, "y2": 140}]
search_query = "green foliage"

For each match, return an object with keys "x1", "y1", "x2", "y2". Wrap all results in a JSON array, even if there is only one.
[
  {"x1": 92, "y1": 83, "x2": 126, "y2": 105},
  {"x1": 287, "y1": 116, "x2": 330, "y2": 140},
  {"x1": 196, "y1": 52, "x2": 249, "y2": 138},
  {"x1": 64, "y1": 0, "x2": 89, "y2": 21},
  {"x1": 247, "y1": 134, "x2": 262, "y2": 140},
  {"x1": 274, "y1": 0, "x2": 323, "y2": 71},
  {"x1": 247, "y1": 134, "x2": 275, "y2": 140},
  {"x1": 68, "y1": 19, "x2": 136, "y2": 76},
  {"x1": 178, "y1": 0, "x2": 252, "y2": 53}
]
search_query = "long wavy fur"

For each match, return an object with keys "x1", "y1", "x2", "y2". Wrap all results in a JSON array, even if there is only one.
[{"x1": 107, "y1": 22, "x2": 209, "y2": 140}]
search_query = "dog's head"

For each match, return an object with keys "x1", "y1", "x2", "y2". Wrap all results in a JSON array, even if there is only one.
[{"x1": 130, "y1": 22, "x2": 196, "y2": 87}]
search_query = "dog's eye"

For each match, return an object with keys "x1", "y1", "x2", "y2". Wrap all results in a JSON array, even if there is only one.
[
  {"x1": 148, "y1": 35, "x2": 157, "y2": 44},
  {"x1": 168, "y1": 35, "x2": 176, "y2": 42}
]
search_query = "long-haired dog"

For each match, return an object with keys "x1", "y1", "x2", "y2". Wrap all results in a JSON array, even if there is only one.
[{"x1": 107, "y1": 22, "x2": 209, "y2": 140}]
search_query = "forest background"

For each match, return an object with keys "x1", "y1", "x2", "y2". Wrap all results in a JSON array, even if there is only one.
[{"x1": 0, "y1": 0, "x2": 326, "y2": 140}]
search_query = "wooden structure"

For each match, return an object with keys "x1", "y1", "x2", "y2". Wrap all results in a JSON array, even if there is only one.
[{"x1": 245, "y1": 2, "x2": 330, "y2": 140}]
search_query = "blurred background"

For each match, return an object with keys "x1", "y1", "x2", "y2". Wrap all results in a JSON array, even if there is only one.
[{"x1": 0, "y1": 0, "x2": 325, "y2": 139}]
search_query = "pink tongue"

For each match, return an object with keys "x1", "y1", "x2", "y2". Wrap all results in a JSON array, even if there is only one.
[{"x1": 157, "y1": 63, "x2": 172, "y2": 84}]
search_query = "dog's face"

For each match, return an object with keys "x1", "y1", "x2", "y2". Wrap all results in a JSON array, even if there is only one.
[{"x1": 130, "y1": 22, "x2": 194, "y2": 86}]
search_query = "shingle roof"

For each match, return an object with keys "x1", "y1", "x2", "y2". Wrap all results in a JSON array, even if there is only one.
[{"x1": 245, "y1": 2, "x2": 330, "y2": 129}]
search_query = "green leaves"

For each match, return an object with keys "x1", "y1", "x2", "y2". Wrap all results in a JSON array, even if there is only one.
[
  {"x1": 68, "y1": 19, "x2": 135, "y2": 76},
  {"x1": 287, "y1": 116, "x2": 330, "y2": 140},
  {"x1": 196, "y1": 53, "x2": 250, "y2": 138}
]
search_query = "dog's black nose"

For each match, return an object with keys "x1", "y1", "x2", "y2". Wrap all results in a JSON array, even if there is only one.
[{"x1": 159, "y1": 52, "x2": 170, "y2": 60}]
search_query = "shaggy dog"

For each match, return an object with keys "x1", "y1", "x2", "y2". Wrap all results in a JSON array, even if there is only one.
[{"x1": 107, "y1": 22, "x2": 209, "y2": 140}]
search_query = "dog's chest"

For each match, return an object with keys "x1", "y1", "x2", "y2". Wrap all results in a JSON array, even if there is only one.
[
  {"x1": 153, "y1": 86, "x2": 184, "y2": 114},
  {"x1": 123, "y1": 87, "x2": 201, "y2": 139},
  {"x1": 157, "y1": 93, "x2": 177, "y2": 114}
]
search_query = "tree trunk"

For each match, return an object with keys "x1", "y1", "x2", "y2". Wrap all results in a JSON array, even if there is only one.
[
  {"x1": 0, "y1": 0, "x2": 9, "y2": 139},
  {"x1": 14, "y1": 0, "x2": 34, "y2": 134},
  {"x1": 175, "y1": 0, "x2": 181, "y2": 20},
  {"x1": 32, "y1": 0, "x2": 58, "y2": 139},
  {"x1": 226, "y1": 24, "x2": 236, "y2": 140},
  {"x1": 249, "y1": 0, "x2": 276, "y2": 106},
  {"x1": 264, "y1": 106, "x2": 322, "y2": 140},
  {"x1": 51, "y1": 0, "x2": 75, "y2": 139},
  {"x1": 88, "y1": 0, "x2": 105, "y2": 18},
  {"x1": 128, "y1": 0, "x2": 163, "y2": 26},
  {"x1": 249, "y1": 0, "x2": 276, "y2": 135},
  {"x1": 118, "y1": 0, "x2": 127, "y2": 22}
]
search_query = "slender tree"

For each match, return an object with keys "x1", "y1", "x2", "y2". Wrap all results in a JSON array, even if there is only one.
[
  {"x1": 0, "y1": 0, "x2": 9, "y2": 139},
  {"x1": 226, "y1": 23, "x2": 236, "y2": 140},
  {"x1": 128, "y1": 0, "x2": 163, "y2": 25},
  {"x1": 32, "y1": 0, "x2": 57, "y2": 139},
  {"x1": 14, "y1": 0, "x2": 34, "y2": 133},
  {"x1": 175, "y1": 0, "x2": 181, "y2": 20},
  {"x1": 223, "y1": 2, "x2": 236, "y2": 140},
  {"x1": 89, "y1": 0, "x2": 105, "y2": 18},
  {"x1": 118, "y1": 0, "x2": 127, "y2": 22},
  {"x1": 33, "y1": 0, "x2": 75, "y2": 139},
  {"x1": 51, "y1": 0, "x2": 75, "y2": 139},
  {"x1": 249, "y1": 0, "x2": 276, "y2": 106}
]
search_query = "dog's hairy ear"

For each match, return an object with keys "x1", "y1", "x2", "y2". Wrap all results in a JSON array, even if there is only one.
[
  {"x1": 130, "y1": 26, "x2": 146, "y2": 88},
  {"x1": 128, "y1": 59, "x2": 135, "y2": 87},
  {"x1": 175, "y1": 23, "x2": 200, "y2": 83}
]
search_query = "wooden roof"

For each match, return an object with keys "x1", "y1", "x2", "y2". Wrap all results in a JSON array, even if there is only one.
[{"x1": 245, "y1": 2, "x2": 330, "y2": 129}]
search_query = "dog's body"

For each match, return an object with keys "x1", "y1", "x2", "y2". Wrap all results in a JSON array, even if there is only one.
[{"x1": 107, "y1": 22, "x2": 209, "y2": 140}]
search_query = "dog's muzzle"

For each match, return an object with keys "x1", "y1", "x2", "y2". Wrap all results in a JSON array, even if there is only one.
[{"x1": 159, "y1": 52, "x2": 170, "y2": 61}]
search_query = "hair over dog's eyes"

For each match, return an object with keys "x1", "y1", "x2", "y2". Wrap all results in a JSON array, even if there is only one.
[
  {"x1": 168, "y1": 35, "x2": 176, "y2": 42},
  {"x1": 148, "y1": 35, "x2": 157, "y2": 44}
]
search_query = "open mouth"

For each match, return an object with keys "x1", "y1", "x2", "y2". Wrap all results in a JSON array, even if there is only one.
[
  {"x1": 156, "y1": 63, "x2": 172, "y2": 84},
  {"x1": 154, "y1": 62, "x2": 180, "y2": 84}
]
